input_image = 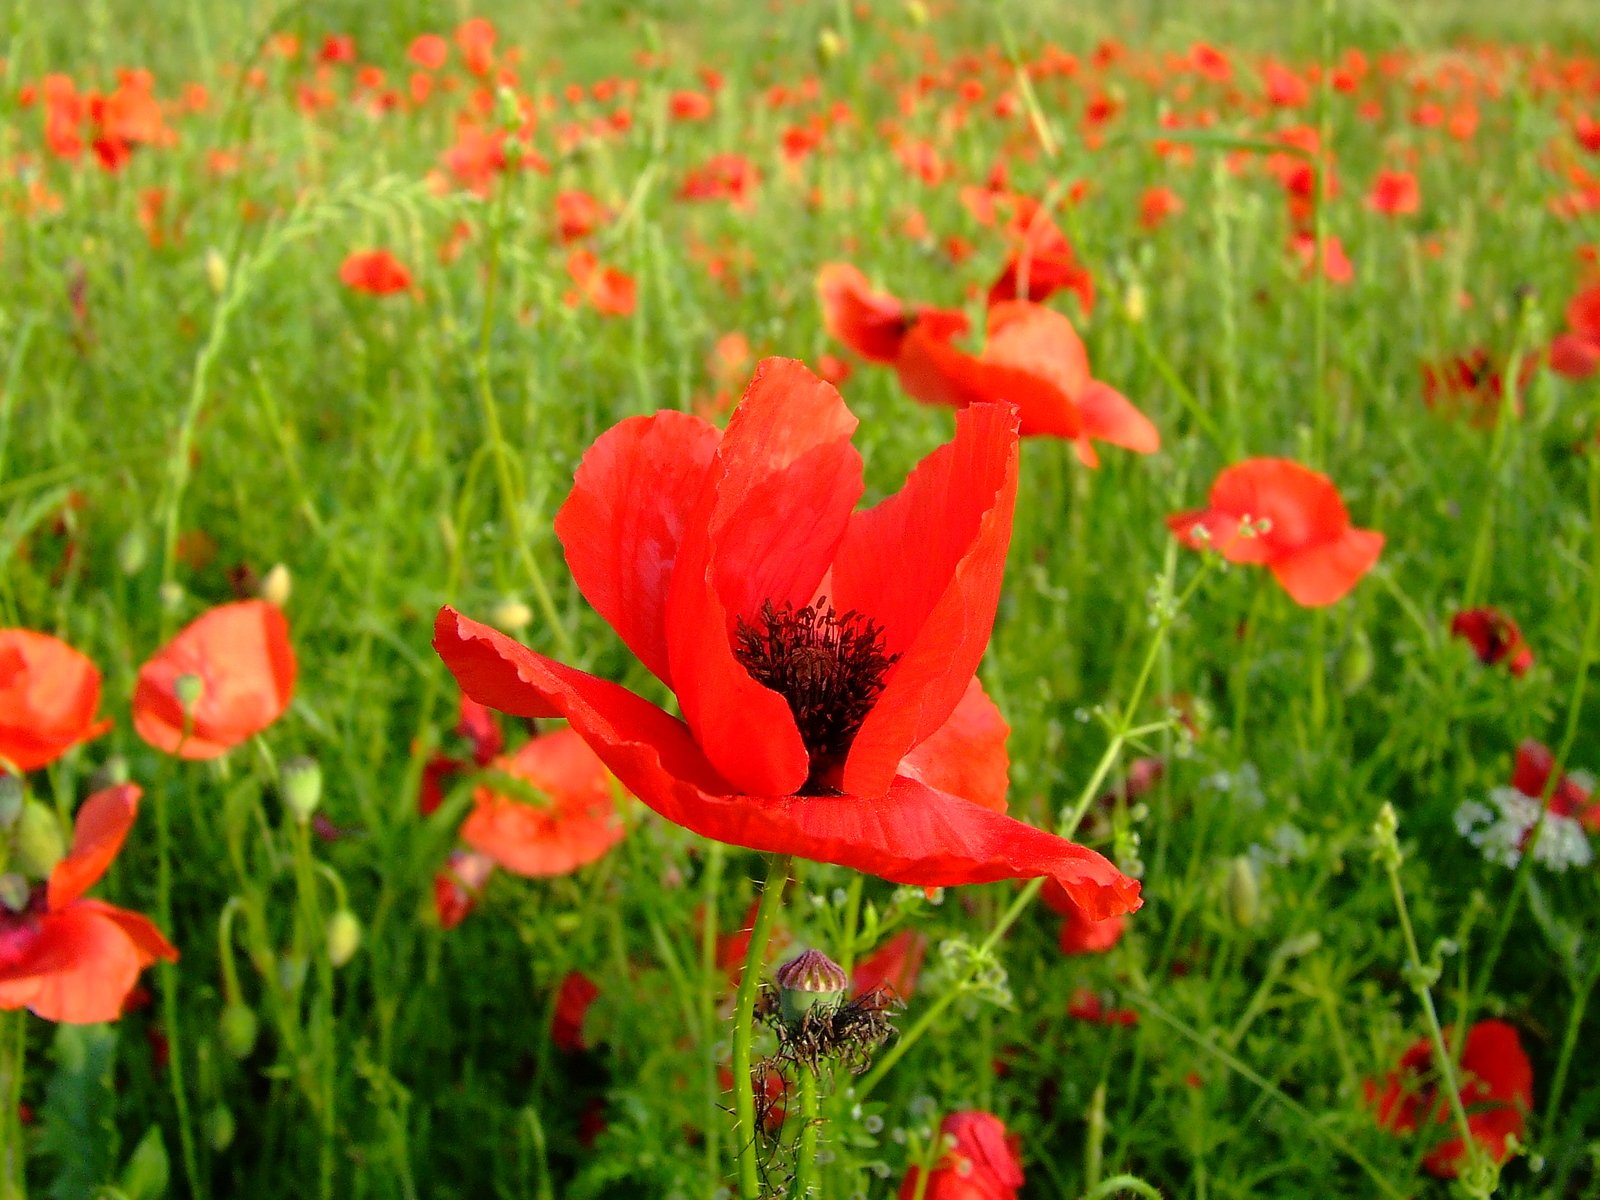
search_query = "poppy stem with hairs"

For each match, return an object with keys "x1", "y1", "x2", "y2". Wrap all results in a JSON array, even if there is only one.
[
  {"x1": 794, "y1": 1063, "x2": 821, "y2": 1197},
  {"x1": 731, "y1": 852, "x2": 791, "y2": 1200},
  {"x1": 0, "y1": 1010, "x2": 24, "y2": 1200}
]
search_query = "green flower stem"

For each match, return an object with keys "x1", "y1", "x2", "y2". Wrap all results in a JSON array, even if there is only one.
[
  {"x1": 0, "y1": 1009, "x2": 24, "y2": 1200},
  {"x1": 794, "y1": 1064, "x2": 820, "y2": 1197},
  {"x1": 1081, "y1": 1175, "x2": 1164, "y2": 1200},
  {"x1": 731, "y1": 852, "x2": 791, "y2": 1200},
  {"x1": 153, "y1": 774, "x2": 204, "y2": 1200}
]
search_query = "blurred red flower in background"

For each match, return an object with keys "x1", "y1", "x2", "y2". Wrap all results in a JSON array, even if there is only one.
[
  {"x1": 436, "y1": 358, "x2": 1139, "y2": 917},
  {"x1": 1451, "y1": 607, "x2": 1533, "y2": 676},
  {"x1": 0, "y1": 785, "x2": 178, "y2": 1023},
  {"x1": 0, "y1": 630, "x2": 111, "y2": 773},
  {"x1": 900, "y1": 1110, "x2": 1024, "y2": 1200},
  {"x1": 339, "y1": 248, "x2": 413, "y2": 296}
]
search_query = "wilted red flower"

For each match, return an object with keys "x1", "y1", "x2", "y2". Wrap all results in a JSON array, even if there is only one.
[
  {"x1": 852, "y1": 929, "x2": 926, "y2": 1001},
  {"x1": 1367, "y1": 168, "x2": 1421, "y2": 216},
  {"x1": 1549, "y1": 283, "x2": 1600, "y2": 380},
  {"x1": 462, "y1": 728, "x2": 624, "y2": 876},
  {"x1": 339, "y1": 249, "x2": 413, "y2": 296},
  {"x1": 900, "y1": 1111, "x2": 1023, "y2": 1200},
  {"x1": 435, "y1": 359, "x2": 1140, "y2": 917},
  {"x1": 1511, "y1": 740, "x2": 1598, "y2": 831},
  {"x1": 1169, "y1": 459, "x2": 1384, "y2": 606},
  {"x1": 565, "y1": 250, "x2": 636, "y2": 316},
  {"x1": 1041, "y1": 879, "x2": 1126, "y2": 954},
  {"x1": 133, "y1": 600, "x2": 296, "y2": 759},
  {"x1": 0, "y1": 630, "x2": 112, "y2": 773},
  {"x1": 1451, "y1": 608, "x2": 1533, "y2": 677},
  {"x1": 895, "y1": 303, "x2": 1160, "y2": 466},
  {"x1": 552, "y1": 970, "x2": 600, "y2": 1051},
  {"x1": 1367, "y1": 1020, "x2": 1532, "y2": 1178},
  {"x1": 0, "y1": 784, "x2": 178, "y2": 1023}
]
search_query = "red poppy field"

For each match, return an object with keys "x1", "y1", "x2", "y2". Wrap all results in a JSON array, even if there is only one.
[{"x1": 2, "y1": 2, "x2": 1599, "y2": 1197}]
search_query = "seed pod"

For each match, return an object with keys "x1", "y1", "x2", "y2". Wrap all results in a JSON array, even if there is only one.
[
  {"x1": 13, "y1": 800, "x2": 66, "y2": 879},
  {"x1": 326, "y1": 909, "x2": 362, "y2": 968},
  {"x1": 219, "y1": 1002, "x2": 259, "y2": 1059},
  {"x1": 774, "y1": 948, "x2": 848, "y2": 1026},
  {"x1": 1340, "y1": 629, "x2": 1374, "y2": 696},
  {"x1": 280, "y1": 757, "x2": 322, "y2": 823},
  {"x1": 1226, "y1": 855, "x2": 1260, "y2": 929}
]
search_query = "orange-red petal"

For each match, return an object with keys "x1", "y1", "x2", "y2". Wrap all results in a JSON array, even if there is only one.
[
  {"x1": 1270, "y1": 527, "x2": 1385, "y2": 606},
  {"x1": 817, "y1": 263, "x2": 910, "y2": 364},
  {"x1": 0, "y1": 629, "x2": 110, "y2": 772},
  {"x1": 895, "y1": 678, "x2": 1010, "y2": 814},
  {"x1": 49, "y1": 783, "x2": 140, "y2": 910}
]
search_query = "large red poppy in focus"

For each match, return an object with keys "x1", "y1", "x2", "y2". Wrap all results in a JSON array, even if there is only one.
[
  {"x1": 133, "y1": 600, "x2": 297, "y2": 759},
  {"x1": 435, "y1": 358, "x2": 1140, "y2": 919},
  {"x1": 0, "y1": 784, "x2": 178, "y2": 1023},
  {"x1": 0, "y1": 630, "x2": 112, "y2": 773},
  {"x1": 1169, "y1": 458, "x2": 1383, "y2": 606}
]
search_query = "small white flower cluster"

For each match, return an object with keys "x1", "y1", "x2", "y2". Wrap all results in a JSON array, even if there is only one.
[{"x1": 1454, "y1": 787, "x2": 1594, "y2": 871}]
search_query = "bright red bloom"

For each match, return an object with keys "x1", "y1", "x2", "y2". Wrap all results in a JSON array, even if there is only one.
[
  {"x1": 435, "y1": 359, "x2": 1140, "y2": 917},
  {"x1": 0, "y1": 785, "x2": 178, "y2": 1023},
  {"x1": 455, "y1": 18, "x2": 497, "y2": 76},
  {"x1": 987, "y1": 204, "x2": 1095, "y2": 313},
  {"x1": 1367, "y1": 168, "x2": 1421, "y2": 216},
  {"x1": 895, "y1": 303, "x2": 1160, "y2": 465},
  {"x1": 339, "y1": 249, "x2": 413, "y2": 296},
  {"x1": 900, "y1": 1111, "x2": 1023, "y2": 1200},
  {"x1": 1042, "y1": 879, "x2": 1126, "y2": 954},
  {"x1": 0, "y1": 630, "x2": 112, "y2": 773},
  {"x1": 565, "y1": 250, "x2": 636, "y2": 316},
  {"x1": 669, "y1": 90, "x2": 714, "y2": 121},
  {"x1": 1511, "y1": 740, "x2": 1598, "y2": 831},
  {"x1": 1367, "y1": 1020, "x2": 1533, "y2": 1178},
  {"x1": 132, "y1": 600, "x2": 296, "y2": 759},
  {"x1": 1138, "y1": 186, "x2": 1183, "y2": 231},
  {"x1": 407, "y1": 34, "x2": 449, "y2": 71},
  {"x1": 462, "y1": 729, "x2": 624, "y2": 876},
  {"x1": 852, "y1": 929, "x2": 926, "y2": 1001},
  {"x1": 817, "y1": 263, "x2": 913, "y2": 364},
  {"x1": 1549, "y1": 284, "x2": 1600, "y2": 380},
  {"x1": 1451, "y1": 608, "x2": 1533, "y2": 677},
  {"x1": 555, "y1": 190, "x2": 606, "y2": 242},
  {"x1": 1169, "y1": 459, "x2": 1384, "y2": 606},
  {"x1": 552, "y1": 970, "x2": 600, "y2": 1051}
]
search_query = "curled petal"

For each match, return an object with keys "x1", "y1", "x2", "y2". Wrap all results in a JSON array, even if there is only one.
[
  {"x1": 896, "y1": 677, "x2": 1010, "y2": 813},
  {"x1": 1271, "y1": 527, "x2": 1385, "y2": 606},
  {"x1": 49, "y1": 783, "x2": 141, "y2": 910},
  {"x1": 817, "y1": 263, "x2": 910, "y2": 364}
]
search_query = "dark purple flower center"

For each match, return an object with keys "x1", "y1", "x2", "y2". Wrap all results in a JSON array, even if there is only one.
[{"x1": 733, "y1": 598, "x2": 898, "y2": 794}]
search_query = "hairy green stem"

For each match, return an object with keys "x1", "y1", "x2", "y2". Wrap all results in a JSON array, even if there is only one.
[
  {"x1": 731, "y1": 853, "x2": 791, "y2": 1199},
  {"x1": 794, "y1": 1065, "x2": 820, "y2": 1196}
]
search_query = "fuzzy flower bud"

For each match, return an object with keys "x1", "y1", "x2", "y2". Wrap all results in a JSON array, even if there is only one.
[
  {"x1": 279, "y1": 756, "x2": 322, "y2": 823},
  {"x1": 326, "y1": 909, "x2": 362, "y2": 968},
  {"x1": 219, "y1": 1002, "x2": 259, "y2": 1059},
  {"x1": 1226, "y1": 855, "x2": 1259, "y2": 929},
  {"x1": 775, "y1": 948, "x2": 848, "y2": 1025},
  {"x1": 13, "y1": 800, "x2": 65, "y2": 879}
]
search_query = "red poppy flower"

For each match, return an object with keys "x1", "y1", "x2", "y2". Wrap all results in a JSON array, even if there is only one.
[
  {"x1": 339, "y1": 249, "x2": 413, "y2": 296},
  {"x1": 1169, "y1": 459, "x2": 1384, "y2": 606},
  {"x1": 565, "y1": 250, "x2": 636, "y2": 316},
  {"x1": 407, "y1": 34, "x2": 449, "y2": 71},
  {"x1": 133, "y1": 600, "x2": 296, "y2": 759},
  {"x1": 0, "y1": 630, "x2": 112, "y2": 773},
  {"x1": 434, "y1": 359, "x2": 1140, "y2": 918},
  {"x1": 1367, "y1": 168, "x2": 1421, "y2": 216},
  {"x1": 816, "y1": 263, "x2": 915, "y2": 364},
  {"x1": 455, "y1": 18, "x2": 497, "y2": 77},
  {"x1": 852, "y1": 929, "x2": 926, "y2": 1001},
  {"x1": 899, "y1": 1111, "x2": 1023, "y2": 1200},
  {"x1": 1041, "y1": 879, "x2": 1127, "y2": 954},
  {"x1": 1450, "y1": 608, "x2": 1533, "y2": 677},
  {"x1": 895, "y1": 302, "x2": 1160, "y2": 466},
  {"x1": 433, "y1": 849, "x2": 495, "y2": 929},
  {"x1": 0, "y1": 784, "x2": 178, "y2": 1024},
  {"x1": 1068, "y1": 987, "x2": 1137, "y2": 1026},
  {"x1": 555, "y1": 189, "x2": 606, "y2": 242},
  {"x1": 1367, "y1": 1020, "x2": 1533, "y2": 1178},
  {"x1": 1549, "y1": 283, "x2": 1600, "y2": 380},
  {"x1": 462, "y1": 729, "x2": 624, "y2": 877},
  {"x1": 552, "y1": 970, "x2": 600, "y2": 1051},
  {"x1": 1138, "y1": 186, "x2": 1183, "y2": 231},
  {"x1": 1511, "y1": 740, "x2": 1598, "y2": 831},
  {"x1": 669, "y1": 90, "x2": 714, "y2": 121},
  {"x1": 986, "y1": 203, "x2": 1095, "y2": 313}
]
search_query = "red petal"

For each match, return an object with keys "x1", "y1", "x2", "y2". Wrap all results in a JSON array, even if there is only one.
[
  {"x1": 0, "y1": 629, "x2": 108, "y2": 772},
  {"x1": 816, "y1": 263, "x2": 909, "y2": 364},
  {"x1": 1271, "y1": 526, "x2": 1384, "y2": 606},
  {"x1": 433, "y1": 610, "x2": 1139, "y2": 914},
  {"x1": 1566, "y1": 284, "x2": 1600, "y2": 340},
  {"x1": 1207, "y1": 458, "x2": 1351, "y2": 555},
  {"x1": 833, "y1": 403, "x2": 1019, "y2": 798},
  {"x1": 49, "y1": 783, "x2": 140, "y2": 909},
  {"x1": 896, "y1": 677, "x2": 1010, "y2": 813},
  {"x1": 1549, "y1": 332, "x2": 1600, "y2": 380},
  {"x1": 665, "y1": 358, "x2": 862, "y2": 795},
  {"x1": 553, "y1": 410, "x2": 722, "y2": 687},
  {"x1": 0, "y1": 906, "x2": 145, "y2": 1023},
  {"x1": 73, "y1": 900, "x2": 179, "y2": 966},
  {"x1": 1076, "y1": 381, "x2": 1160, "y2": 455}
]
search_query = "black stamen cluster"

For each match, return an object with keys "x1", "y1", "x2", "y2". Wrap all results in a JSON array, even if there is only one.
[{"x1": 732, "y1": 598, "x2": 898, "y2": 793}]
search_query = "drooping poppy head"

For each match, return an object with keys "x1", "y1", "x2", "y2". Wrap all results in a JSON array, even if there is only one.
[
  {"x1": 899, "y1": 1110, "x2": 1024, "y2": 1200},
  {"x1": 133, "y1": 600, "x2": 297, "y2": 759},
  {"x1": 0, "y1": 784, "x2": 179, "y2": 1023},
  {"x1": 1367, "y1": 1020, "x2": 1533, "y2": 1178},
  {"x1": 816, "y1": 263, "x2": 911, "y2": 364},
  {"x1": 0, "y1": 630, "x2": 112, "y2": 773},
  {"x1": 461, "y1": 728, "x2": 625, "y2": 877},
  {"x1": 339, "y1": 248, "x2": 413, "y2": 296},
  {"x1": 1450, "y1": 608, "x2": 1533, "y2": 677},
  {"x1": 1169, "y1": 459, "x2": 1384, "y2": 606},
  {"x1": 435, "y1": 358, "x2": 1141, "y2": 919}
]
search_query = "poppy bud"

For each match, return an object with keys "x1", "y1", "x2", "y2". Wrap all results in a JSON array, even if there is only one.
[
  {"x1": 204, "y1": 247, "x2": 229, "y2": 294},
  {"x1": 118, "y1": 527, "x2": 149, "y2": 575},
  {"x1": 277, "y1": 954, "x2": 308, "y2": 994},
  {"x1": 1122, "y1": 282, "x2": 1148, "y2": 324},
  {"x1": 1226, "y1": 855, "x2": 1259, "y2": 929},
  {"x1": 816, "y1": 28, "x2": 843, "y2": 65},
  {"x1": 279, "y1": 756, "x2": 322, "y2": 823},
  {"x1": 0, "y1": 775, "x2": 22, "y2": 830},
  {"x1": 259, "y1": 563, "x2": 292, "y2": 607},
  {"x1": 326, "y1": 909, "x2": 362, "y2": 967},
  {"x1": 208, "y1": 1104, "x2": 236, "y2": 1151},
  {"x1": 490, "y1": 599, "x2": 533, "y2": 633},
  {"x1": 13, "y1": 799, "x2": 65, "y2": 879},
  {"x1": 219, "y1": 1002, "x2": 258, "y2": 1059},
  {"x1": 159, "y1": 580, "x2": 186, "y2": 611},
  {"x1": 774, "y1": 948, "x2": 848, "y2": 1025},
  {"x1": 173, "y1": 672, "x2": 204, "y2": 712},
  {"x1": 1340, "y1": 629, "x2": 1374, "y2": 695},
  {"x1": 0, "y1": 873, "x2": 29, "y2": 913}
]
